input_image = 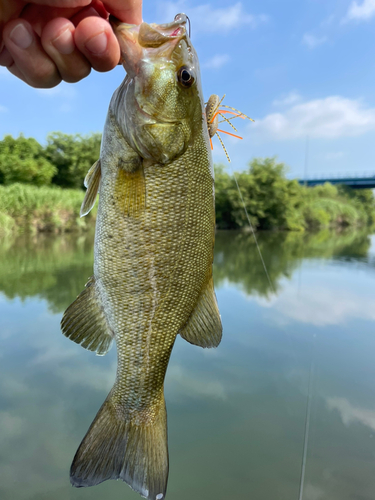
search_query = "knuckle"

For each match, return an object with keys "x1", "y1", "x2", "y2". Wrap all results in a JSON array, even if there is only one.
[
  {"x1": 63, "y1": 65, "x2": 91, "y2": 83},
  {"x1": 28, "y1": 69, "x2": 61, "y2": 88},
  {"x1": 15, "y1": 56, "x2": 61, "y2": 88},
  {"x1": 90, "y1": 57, "x2": 116, "y2": 74}
]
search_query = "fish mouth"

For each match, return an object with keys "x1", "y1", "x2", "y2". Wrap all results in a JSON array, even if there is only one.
[
  {"x1": 110, "y1": 13, "x2": 188, "y2": 45},
  {"x1": 110, "y1": 14, "x2": 188, "y2": 75}
]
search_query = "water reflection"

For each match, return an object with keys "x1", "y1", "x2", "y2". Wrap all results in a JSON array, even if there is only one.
[
  {"x1": 1, "y1": 228, "x2": 375, "y2": 500},
  {"x1": 214, "y1": 229, "x2": 372, "y2": 296}
]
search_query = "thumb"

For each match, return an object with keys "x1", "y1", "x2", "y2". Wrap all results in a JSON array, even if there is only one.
[{"x1": 102, "y1": 0, "x2": 142, "y2": 24}]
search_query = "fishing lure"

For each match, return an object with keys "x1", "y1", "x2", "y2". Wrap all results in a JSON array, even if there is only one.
[{"x1": 205, "y1": 94, "x2": 254, "y2": 162}]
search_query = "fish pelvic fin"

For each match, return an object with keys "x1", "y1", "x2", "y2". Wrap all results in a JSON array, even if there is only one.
[
  {"x1": 179, "y1": 274, "x2": 222, "y2": 348},
  {"x1": 80, "y1": 160, "x2": 101, "y2": 217},
  {"x1": 70, "y1": 391, "x2": 169, "y2": 500},
  {"x1": 115, "y1": 165, "x2": 146, "y2": 217},
  {"x1": 61, "y1": 276, "x2": 114, "y2": 356}
]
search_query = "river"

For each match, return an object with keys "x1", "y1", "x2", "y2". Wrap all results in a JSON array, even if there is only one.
[{"x1": 1, "y1": 229, "x2": 375, "y2": 500}]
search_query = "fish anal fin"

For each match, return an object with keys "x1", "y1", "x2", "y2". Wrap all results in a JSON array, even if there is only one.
[
  {"x1": 70, "y1": 391, "x2": 169, "y2": 500},
  {"x1": 61, "y1": 276, "x2": 114, "y2": 356},
  {"x1": 115, "y1": 166, "x2": 146, "y2": 217},
  {"x1": 80, "y1": 160, "x2": 101, "y2": 217},
  {"x1": 180, "y1": 275, "x2": 222, "y2": 348}
]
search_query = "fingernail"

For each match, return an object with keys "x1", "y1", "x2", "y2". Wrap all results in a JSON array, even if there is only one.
[
  {"x1": 9, "y1": 23, "x2": 33, "y2": 50},
  {"x1": 85, "y1": 31, "x2": 108, "y2": 55},
  {"x1": 52, "y1": 27, "x2": 75, "y2": 55}
]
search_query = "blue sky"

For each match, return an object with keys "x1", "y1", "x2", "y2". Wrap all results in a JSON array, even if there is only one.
[{"x1": 1, "y1": 0, "x2": 375, "y2": 178}]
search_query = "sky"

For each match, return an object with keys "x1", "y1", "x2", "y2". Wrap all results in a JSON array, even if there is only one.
[{"x1": 2, "y1": 0, "x2": 375, "y2": 179}]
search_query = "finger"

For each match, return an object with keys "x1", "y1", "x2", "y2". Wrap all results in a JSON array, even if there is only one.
[
  {"x1": 0, "y1": 45, "x2": 14, "y2": 67},
  {"x1": 41, "y1": 17, "x2": 91, "y2": 83},
  {"x1": 70, "y1": 4, "x2": 106, "y2": 26},
  {"x1": 3, "y1": 19, "x2": 61, "y2": 88},
  {"x1": 5, "y1": 62, "x2": 32, "y2": 84},
  {"x1": 102, "y1": 0, "x2": 142, "y2": 24},
  {"x1": 28, "y1": 1, "x2": 91, "y2": 7},
  {"x1": 20, "y1": 4, "x2": 89, "y2": 36},
  {"x1": 74, "y1": 16, "x2": 119, "y2": 72}
]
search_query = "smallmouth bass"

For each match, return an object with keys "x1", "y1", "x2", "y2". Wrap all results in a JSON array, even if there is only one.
[{"x1": 61, "y1": 13, "x2": 222, "y2": 500}]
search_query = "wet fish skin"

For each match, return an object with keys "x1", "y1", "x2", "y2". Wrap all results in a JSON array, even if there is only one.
[{"x1": 61, "y1": 14, "x2": 222, "y2": 500}]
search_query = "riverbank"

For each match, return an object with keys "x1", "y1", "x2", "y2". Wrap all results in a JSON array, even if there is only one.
[
  {"x1": 0, "y1": 183, "x2": 96, "y2": 235},
  {"x1": 214, "y1": 160, "x2": 375, "y2": 231},
  {"x1": 0, "y1": 177, "x2": 374, "y2": 235}
]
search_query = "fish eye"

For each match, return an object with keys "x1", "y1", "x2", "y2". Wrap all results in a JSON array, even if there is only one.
[{"x1": 177, "y1": 66, "x2": 195, "y2": 88}]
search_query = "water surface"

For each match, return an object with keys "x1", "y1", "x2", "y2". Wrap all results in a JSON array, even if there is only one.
[{"x1": 1, "y1": 229, "x2": 375, "y2": 500}]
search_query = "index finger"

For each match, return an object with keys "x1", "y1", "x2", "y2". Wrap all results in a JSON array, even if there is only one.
[
  {"x1": 102, "y1": 0, "x2": 142, "y2": 24},
  {"x1": 28, "y1": 1, "x2": 91, "y2": 6}
]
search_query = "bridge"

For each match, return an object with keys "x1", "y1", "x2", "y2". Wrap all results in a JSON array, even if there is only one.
[{"x1": 296, "y1": 171, "x2": 375, "y2": 189}]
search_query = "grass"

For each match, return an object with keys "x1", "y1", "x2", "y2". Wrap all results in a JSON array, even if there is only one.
[{"x1": 0, "y1": 184, "x2": 96, "y2": 234}]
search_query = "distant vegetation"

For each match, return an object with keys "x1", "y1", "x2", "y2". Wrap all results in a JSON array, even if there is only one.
[
  {"x1": 0, "y1": 133, "x2": 100, "y2": 189},
  {"x1": 215, "y1": 159, "x2": 375, "y2": 231},
  {"x1": 0, "y1": 133, "x2": 374, "y2": 234},
  {"x1": 0, "y1": 183, "x2": 96, "y2": 235}
]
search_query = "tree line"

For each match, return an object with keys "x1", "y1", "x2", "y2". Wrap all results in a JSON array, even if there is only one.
[
  {"x1": 0, "y1": 133, "x2": 101, "y2": 189},
  {"x1": 1, "y1": 133, "x2": 374, "y2": 231}
]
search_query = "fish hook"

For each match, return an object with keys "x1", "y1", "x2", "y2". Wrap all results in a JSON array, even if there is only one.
[{"x1": 174, "y1": 13, "x2": 191, "y2": 38}]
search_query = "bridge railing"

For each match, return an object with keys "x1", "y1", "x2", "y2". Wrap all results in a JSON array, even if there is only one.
[{"x1": 292, "y1": 171, "x2": 375, "y2": 182}]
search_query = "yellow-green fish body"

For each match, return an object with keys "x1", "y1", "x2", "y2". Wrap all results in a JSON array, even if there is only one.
[{"x1": 61, "y1": 14, "x2": 222, "y2": 500}]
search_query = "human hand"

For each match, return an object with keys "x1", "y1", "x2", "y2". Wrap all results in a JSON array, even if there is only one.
[{"x1": 0, "y1": 0, "x2": 142, "y2": 87}]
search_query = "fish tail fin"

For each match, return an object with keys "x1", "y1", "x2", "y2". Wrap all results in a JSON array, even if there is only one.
[{"x1": 70, "y1": 391, "x2": 169, "y2": 500}]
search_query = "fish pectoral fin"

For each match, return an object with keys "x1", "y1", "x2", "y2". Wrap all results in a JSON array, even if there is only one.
[
  {"x1": 61, "y1": 276, "x2": 114, "y2": 356},
  {"x1": 80, "y1": 160, "x2": 101, "y2": 217},
  {"x1": 115, "y1": 165, "x2": 146, "y2": 217},
  {"x1": 179, "y1": 275, "x2": 222, "y2": 348}
]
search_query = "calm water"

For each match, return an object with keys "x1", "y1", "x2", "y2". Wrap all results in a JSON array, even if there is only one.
[{"x1": 1, "y1": 229, "x2": 375, "y2": 500}]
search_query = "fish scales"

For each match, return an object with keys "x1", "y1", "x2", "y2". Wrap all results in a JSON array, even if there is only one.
[
  {"x1": 61, "y1": 13, "x2": 222, "y2": 500},
  {"x1": 98, "y1": 124, "x2": 214, "y2": 409}
]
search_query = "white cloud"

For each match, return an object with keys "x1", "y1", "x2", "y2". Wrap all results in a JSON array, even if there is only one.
[
  {"x1": 167, "y1": 364, "x2": 226, "y2": 400},
  {"x1": 0, "y1": 411, "x2": 24, "y2": 439},
  {"x1": 35, "y1": 84, "x2": 76, "y2": 99},
  {"x1": 157, "y1": 1, "x2": 268, "y2": 33},
  {"x1": 302, "y1": 33, "x2": 328, "y2": 48},
  {"x1": 304, "y1": 484, "x2": 325, "y2": 500},
  {"x1": 253, "y1": 95, "x2": 375, "y2": 141},
  {"x1": 255, "y1": 282, "x2": 375, "y2": 326},
  {"x1": 203, "y1": 54, "x2": 230, "y2": 69},
  {"x1": 327, "y1": 397, "x2": 375, "y2": 431},
  {"x1": 343, "y1": 0, "x2": 375, "y2": 22},
  {"x1": 273, "y1": 91, "x2": 302, "y2": 106}
]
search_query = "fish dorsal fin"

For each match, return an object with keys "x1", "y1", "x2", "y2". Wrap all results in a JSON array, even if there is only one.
[
  {"x1": 115, "y1": 166, "x2": 146, "y2": 217},
  {"x1": 80, "y1": 160, "x2": 101, "y2": 217},
  {"x1": 61, "y1": 276, "x2": 114, "y2": 356},
  {"x1": 179, "y1": 275, "x2": 222, "y2": 348}
]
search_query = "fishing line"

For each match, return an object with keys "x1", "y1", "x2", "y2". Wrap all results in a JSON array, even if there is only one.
[
  {"x1": 229, "y1": 166, "x2": 276, "y2": 294},
  {"x1": 298, "y1": 333, "x2": 316, "y2": 500}
]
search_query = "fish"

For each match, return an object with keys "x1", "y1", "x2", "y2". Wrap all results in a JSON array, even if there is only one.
[{"x1": 60, "y1": 13, "x2": 222, "y2": 500}]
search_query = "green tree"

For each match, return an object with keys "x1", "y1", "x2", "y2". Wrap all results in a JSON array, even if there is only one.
[
  {"x1": 45, "y1": 132, "x2": 101, "y2": 189},
  {"x1": 0, "y1": 135, "x2": 56, "y2": 186},
  {"x1": 214, "y1": 164, "x2": 237, "y2": 228},
  {"x1": 214, "y1": 158, "x2": 305, "y2": 230}
]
